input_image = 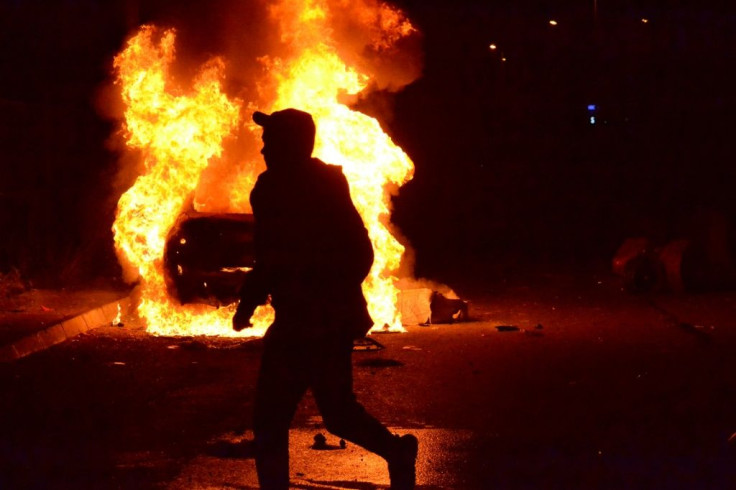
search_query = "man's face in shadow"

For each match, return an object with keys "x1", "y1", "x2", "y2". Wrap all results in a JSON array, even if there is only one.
[
  {"x1": 258, "y1": 116, "x2": 315, "y2": 170},
  {"x1": 260, "y1": 128, "x2": 286, "y2": 170}
]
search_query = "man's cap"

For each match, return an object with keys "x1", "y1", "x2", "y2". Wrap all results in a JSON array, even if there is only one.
[{"x1": 253, "y1": 108, "x2": 316, "y2": 138}]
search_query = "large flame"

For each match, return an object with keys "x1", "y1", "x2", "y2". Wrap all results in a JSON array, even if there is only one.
[
  {"x1": 112, "y1": 26, "x2": 273, "y2": 337},
  {"x1": 112, "y1": 0, "x2": 417, "y2": 336}
]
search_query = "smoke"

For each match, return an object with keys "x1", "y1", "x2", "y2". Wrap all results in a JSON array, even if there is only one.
[
  {"x1": 326, "y1": 0, "x2": 424, "y2": 92},
  {"x1": 141, "y1": 0, "x2": 423, "y2": 108},
  {"x1": 255, "y1": 0, "x2": 423, "y2": 106}
]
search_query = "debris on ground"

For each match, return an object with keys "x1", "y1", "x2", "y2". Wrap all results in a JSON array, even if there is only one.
[
  {"x1": 397, "y1": 279, "x2": 470, "y2": 326},
  {"x1": 312, "y1": 433, "x2": 327, "y2": 449},
  {"x1": 398, "y1": 288, "x2": 432, "y2": 325},
  {"x1": 356, "y1": 358, "x2": 404, "y2": 368},
  {"x1": 311, "y1": 433, "x2": 344, "y2": 450},
  {"x1": 174, "y1": 338, "x2": 256, "y2": 351},
  {"x1": 353, "y1": 336, "x2": 384, "y2": 351},
  {"x1": 430, "y1": 291, "x2": 469, "y2": 324}
]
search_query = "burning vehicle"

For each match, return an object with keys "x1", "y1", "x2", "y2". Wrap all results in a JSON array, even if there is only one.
[
  {"x1": 111, "y1": 1, "x2": 422, "y2": 337},
  {"x1": 162, "y1": 210, "x2": 469, "y2": 327},
  {"x1": 164, "y1": 212, "x2": 255, "y2": 307}
]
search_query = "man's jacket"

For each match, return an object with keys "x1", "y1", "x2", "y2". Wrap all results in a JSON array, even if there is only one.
[{"x1": 240, "y1": 157, "x2": 374, "y2": 339}]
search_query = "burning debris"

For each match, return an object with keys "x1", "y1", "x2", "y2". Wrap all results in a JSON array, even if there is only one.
[
  {"x1": 397, "y1": 285, "x2": 470, "y2": 326},
  {"x1": 111, "y1": 303, "x2": 123, "y2": 327},
  {"x1": 110, "y1": 0, "x2": 422, "y2": 337},
  {"x1": 430, "y1": 291, "x2": 469, "y2": 324}
]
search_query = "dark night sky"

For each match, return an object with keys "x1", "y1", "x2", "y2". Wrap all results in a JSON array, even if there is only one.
[
  {"x1": 1, "y1": 0, "x2": 735, "y2": 284},
  {"x1": 391, "y1": 0, "x2": 736, "y2": 274}
]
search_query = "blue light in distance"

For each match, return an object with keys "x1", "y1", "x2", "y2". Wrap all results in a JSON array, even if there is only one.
[{"x1": 587, "y1": 104, "x2": 597, "y2": 112}]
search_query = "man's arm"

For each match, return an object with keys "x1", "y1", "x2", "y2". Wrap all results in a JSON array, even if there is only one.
[{"x1": 233, "y1": 177, "x2": 271, "y2": 331}]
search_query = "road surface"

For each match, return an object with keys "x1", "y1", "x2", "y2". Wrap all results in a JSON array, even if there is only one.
[{"x1": 1, "y1": 272, "x2": 735, "y2": 489}]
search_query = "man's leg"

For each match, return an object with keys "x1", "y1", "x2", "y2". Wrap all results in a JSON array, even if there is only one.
[
  {"x1": 309, "y1": 337, "x2": 418, "y2": 488},
  {"x1": 253, "y1": 337, "x2": 307, "y2": 490},
  {"x1": 309, "y1": 336, "x2": 419, "y2": 488}
]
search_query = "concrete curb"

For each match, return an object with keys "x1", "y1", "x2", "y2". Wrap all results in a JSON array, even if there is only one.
[{"x1": 0, "y1": 296, "x2": 131, "y2": 362}]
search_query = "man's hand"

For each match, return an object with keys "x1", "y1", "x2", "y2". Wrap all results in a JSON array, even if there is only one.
[
  {"x1": 233, "y1": 269, "x2": 268, "y2": 331},
  {"x1": 232, "y1": 303, "x2": 255, "y2": 331}
]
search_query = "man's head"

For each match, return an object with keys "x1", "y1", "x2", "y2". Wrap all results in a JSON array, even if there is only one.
[{"x1": 253, "y1": 108, "x2": 316, "y2": 169}]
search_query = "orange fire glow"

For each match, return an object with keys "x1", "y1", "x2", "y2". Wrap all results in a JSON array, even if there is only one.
[{"x1": 112, "y1": 0, "x2": 418, "y2": 336}]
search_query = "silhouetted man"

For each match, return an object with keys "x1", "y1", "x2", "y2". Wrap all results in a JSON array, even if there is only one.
[{"x1": 233, "y1": 108, "x2": 418, "y2": 489}]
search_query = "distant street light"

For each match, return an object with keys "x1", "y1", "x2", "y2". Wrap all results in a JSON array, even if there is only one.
[
  {"x1": 549, "y1": 19, "x2": 558, "y2": 26},
  {"x1": 489, "y1": 44, "x2": 497, "y2": 50}
]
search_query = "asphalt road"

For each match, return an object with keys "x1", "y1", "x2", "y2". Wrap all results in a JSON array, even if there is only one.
[{"x1": 1, "y1": 272, "x2": 735, "y2": 489}]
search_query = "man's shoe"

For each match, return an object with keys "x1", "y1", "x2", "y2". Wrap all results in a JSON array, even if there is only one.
[{"x1": 388, "y1": 434, "x2": 418, "y2": 490}]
